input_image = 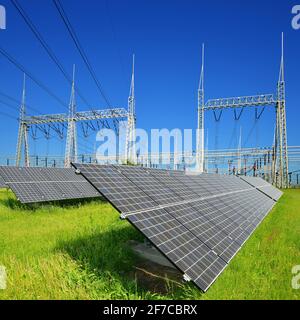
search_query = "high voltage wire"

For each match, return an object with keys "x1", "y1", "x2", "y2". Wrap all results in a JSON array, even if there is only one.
[
  {"x1": 0, "y1": 0, "x2": 122, "y2": 158},
  {"x1": 0, "y1": 98, "x2": 24, "y2": 115},
  {"x1": 0, "y1": 90, "x2": 41, "y2": 115},
  {"x1": 0, "y1": 111, "x2": 18, "y2": 121},
  {"x1": 0, "y1": 90, "x2": 104, "y2": 153},
  {"x1": 52, "y1": 0, "x2": 119, "y2": 132},
  {"x1": 0, "y1": 46, "x2": 68, "y2": 110},
  {"x1": 52, "y1": 0, "x2": 112, "y2": 107},
  {"x1": 10, "y1": 0, "x2": 91, "y2": 107}
]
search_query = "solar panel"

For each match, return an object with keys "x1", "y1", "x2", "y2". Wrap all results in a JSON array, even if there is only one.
[
  {"x1": 145, "y1": 169, "x2": 202, "y2": 200},
  {"x1": 126, "y1": 208, "x2": 227, "y2": 291},
  {"x1": 72, "y1": 164, "x2": 157, "y2": 213},
  {"x1": 0, "y1": 175, "x2": 6, "y2": 188},
  {"x1": 72, "y1": 163, "x2": 279, "y2": 291},
  {"x1": 117, "y1": 166, "x2": 182, "y2": 206},
  {"x1": 239, "y1": 175, "x2": 283, "y2": 201},
  {"x1": 0, "y1": 167, "x2": 100, "y2": 203}
]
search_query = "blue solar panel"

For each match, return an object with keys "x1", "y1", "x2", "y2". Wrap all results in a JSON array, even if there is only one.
[{"x1": 72, "y1": 163, "x2": 279, "y2": 291}]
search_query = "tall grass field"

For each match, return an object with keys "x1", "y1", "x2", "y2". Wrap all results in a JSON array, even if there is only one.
[{"x1": 0, "y1": 188, "x2": 299, "y2": 300}]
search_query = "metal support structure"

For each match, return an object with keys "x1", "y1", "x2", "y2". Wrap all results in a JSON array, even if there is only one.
[
  {"x1": 23, "y1": 108, "x2": 128, "y2": 125},
  {"x1": 14, "y1": 58, "x2": 136, "y2": 168},
  {"x1": 125, "y1": 55, "x2": 136, "y2": 164},
  {"x1": 273, "y1": 33, "x2": 289, "y2": 188},
  {"x1": 205, "y1": 94, "x2": 276, "y2": 110},
  {"x1": 64, "y1": 65, "x2": 78, "y2": 167},
  {"x1": 196, "y1": 44, "x2": 205, "y2": 172},
  {"x1": 237, "y1": 127, "x2": 242, "y2": 174},
  {"x1": 16, "y1": 74, "x2": 30, "y2": 167},
  {"x1": 201, "y1": 34, "x2": 289, "y2": 188}
]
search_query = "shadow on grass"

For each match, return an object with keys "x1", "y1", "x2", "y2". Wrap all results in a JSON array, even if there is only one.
[
  {"x1": 0, "y1": 190, "x2": 103, "y2": 212},
  {"x1": 56, "y1": 226, "x2": 188, "y2": 296}
]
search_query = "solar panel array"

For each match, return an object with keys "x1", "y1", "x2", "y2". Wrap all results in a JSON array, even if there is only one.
[
  {"x1": 0, "y1": 174, "x2": 6, "y2": 188},
  {"x1": 0, "y1": 167, "x2": 100, "y2": 203},
  {"x1": 239, "y1": 175, "x2": 283, "y2": 201},
  {"x1": 72, "y1": 163, "x2": 280, "y2": 291}
]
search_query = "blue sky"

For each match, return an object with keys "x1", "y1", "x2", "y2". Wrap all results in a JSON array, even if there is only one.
[{"x1": 0, "y1": 0, "x2": 299, "y2": 159}]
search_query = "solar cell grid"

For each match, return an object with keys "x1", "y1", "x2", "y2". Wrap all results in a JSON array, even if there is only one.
[
  {"x1": 0, "y1": 166, "x2": 100, "y2": 203},
  {"x1": 0, "y1": 175, "x2": 6, "y2": 188},
  {"x1": 116, "y1": 166, "x2": 182, "y2": 205},
  {"x1": 239, "y1": 175, "x2": 270, "y2": 188},
  {"x1": 164, "y1": 202, "x2": 240, "y2": 262},
  {"x1": 126, "y1": 207, "x2": 227, "y2": 291},
  {"x1": 174, "y1": 174, "x2": 214, "y2": 198},
  {"x1": 239, "y1": 175, "x2": 283, "y2": 201},
  {"x1": 258, "y1": 185, "x2": 283, "y2": 201},
  {"x1": 143, "y1": 168, "x2": 199, "y2": 200},
  {"x1": 73, "y1": 164, "x2": 157, "y2": 213}
]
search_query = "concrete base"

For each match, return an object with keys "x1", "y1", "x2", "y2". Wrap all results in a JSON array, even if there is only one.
[{"x1": 130, "y1": 241, "x2": 176, "y2": 269}]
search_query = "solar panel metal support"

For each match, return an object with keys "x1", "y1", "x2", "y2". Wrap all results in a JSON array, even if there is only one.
[
  {"x1": 120, "y1": 213, "x2": 127, "y2": 220},
  {"x1": 183, "y1": 274, "x2": 192, "y2": 282}
]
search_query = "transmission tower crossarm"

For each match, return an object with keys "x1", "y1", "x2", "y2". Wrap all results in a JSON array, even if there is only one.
[
  {"x1": 23, "y1": 108, "x2": 128, "y2": 125},
  {"x1": 204, "y1": 94, "x2": 276, "y2": 110}
]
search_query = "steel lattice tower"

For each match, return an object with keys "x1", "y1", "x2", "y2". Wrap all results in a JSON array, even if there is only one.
[
  {"x1": 64, "y1": 65, "x2": 78, "y2": 167},
  {"x1": 273, "y1": 33, "x2": 289, "y2": 188},
  {"x1": 16, "y1": 74, "x2": 30, "y2": 167},
  {"x1": 125, "y1": 55, "x2": 136, "y2": 164},
  {"x1": 196, "y1": 44, "x2": 205, "y2": 172},
  {"x1": 199, "y1": 33, "x2": 289, "y2": 188}
]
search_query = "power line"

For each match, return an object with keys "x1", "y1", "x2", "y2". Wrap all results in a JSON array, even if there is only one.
[
  {"x1": 10, "y1": 0, "x2": 91, "y2": 107},
  {"x1": 0, "y1": 46, "x2": 68, "y2": 110},
  {"x1": 0, "y1": 98, "x2": 23, "y2": 114},
  {"x1": 0, "y1": 90, "x2": 41, "y2": 115},
  {"x1": 0, "y1": 110, "x2": 18, "y2": 121},
  {"x1": 53, "y1": 0, "x2": 119, "y2": 133},
  {"x1": 52, "y1": 0, "x2": 112, "y2": 107}
]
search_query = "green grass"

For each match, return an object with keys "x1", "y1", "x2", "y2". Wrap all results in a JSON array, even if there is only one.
[{"x1": 0, "y1": 188, "x2": 299, "y2": 300}]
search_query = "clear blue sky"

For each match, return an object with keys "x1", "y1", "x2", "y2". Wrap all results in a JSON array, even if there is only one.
[{"x1": 0, "y1": 0, "x2": 299, "y2": 159}]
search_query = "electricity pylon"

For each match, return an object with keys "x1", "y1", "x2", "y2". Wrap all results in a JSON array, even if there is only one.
[
  {"x1": 201, "y1": 34, "x2": 289, "y2": 188},
  {"x1": 125, "y1": 55, "x2": 136, "y2": 164},
  {"x1": 273, "y1": 33, "x2": 289, "y2": 188},
  {"x1": 196, "y1": 44, "x2": 205, "y2": 173},
  {"x1": 64, "y1": 65, "x2": 78, "y2": 167},
  {"x1": 16, "y1": 74, "x2": 30, "y2": 167}
]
